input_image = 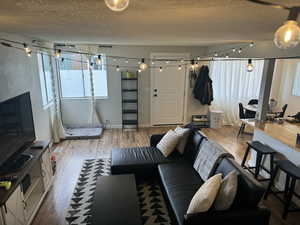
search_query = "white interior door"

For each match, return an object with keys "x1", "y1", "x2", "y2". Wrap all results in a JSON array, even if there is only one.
[{"x1": 151, "y1": 53, "x2": 188, "y2": 125}]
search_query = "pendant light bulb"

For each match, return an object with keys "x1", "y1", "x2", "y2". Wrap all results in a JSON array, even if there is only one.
[
  {"x1": 247, "y1": 59, "x2": 254, "y2": 72},
  {"x1": 139, "y1": 58, "x2": 148, "y2": 71},
  {"x1": 232, "y1": 48, "x2": 236, "y2": 52},
  {"x1": 55, "y1": 49, "x2": 61, "y2": 58},
  {"x1": 23, "y1": 43, "x2": 32, "y2": 57},
  {"x1": 104, "y1": 0, "x2": 129, "y2": 12},
  {"x1": 116, "y1": 65, "x2": 120, "y2": 71},
  {"x1": 274, "y1": 20, "x2": 300, "y2": 49},
  {"x1": 249, "y1": 42, "x2": 254, "y2": 47},
  {"x1": 178, "y1": 65, "x2": 182, "y2": 70},
  {"x1": 159, "y1": 67, "x2": 163, "y2": 72},
  {"x1": 238, "y1": 48, "x2": 242, "y2": 54},
  {"x1": 96, "y1": 55, "x2": 102, "y2": 65},
  {"x1": 214, "y1": 52, "x2": 218, "y2": 57},
  {"x1": 138, "y1": 69, "x2": 142, "y2": 73}
]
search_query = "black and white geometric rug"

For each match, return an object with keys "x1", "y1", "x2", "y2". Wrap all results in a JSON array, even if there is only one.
[{"x1": 65, "y1": 158, "x2": 171, "y2": 225}]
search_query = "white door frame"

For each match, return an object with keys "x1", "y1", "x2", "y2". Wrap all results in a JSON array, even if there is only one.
[{"x1": 150, "y1": 52, "x2": 190, "y2": 126}]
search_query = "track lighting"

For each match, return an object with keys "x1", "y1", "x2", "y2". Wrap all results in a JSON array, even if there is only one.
[
  {"x1": 166, "y1": 60, "x2": 169, "y2": 64},
  {"x1": 116, "y1": 65, "x2": 120, "y2": 71},
  {"x1": 55, "y1": 49, "x2": 61, "y2": 58},
  {"x1": 214, "y1": 52, "x2": 218, "y2": 57},
  {"x1": 180, "y1": 59, "x2": 185, "y2": 63},
  {"x1": 190, "y1": 60, "x2": 195, "y2": 70},
  {"x1": 139, "y1": 58, "x2": 148, "y2": 71},
  {"x1": 247, "y1": 59, "x2": 254, "y2": 72},
  {"x1": 159, "y1": 67, "x2": 163, "y2": 72},
  {"x1": 238, "y1": 48, "x2": 242, "y2": 54},
  {"x1": 197, "y1": 56, "x2": 201, "y2": 60},
  {"x1": 225, "y1": 54, "x2": 229, "y2": 58},
  {"x1": 232, "y1": 48, "x2": 236, "y2": 52},
  {"x1": 138, "y1": 69, "x2": 142, "y2": 73},
  {"x1": 249, "y1": 42, "x2": 254, "y2": 47},
  {"x1": 125, "y1": 59, "x2": 129, "y2": 63},
  {"x1": 96, "y1": 55, "x2": 102, "y2": 65},
  {"x1": 178, "y1": 65, "x2": 182, "y2": 70},
  {"x1": 151, "y1": 61, "x2": 155, "y2": 65},
  {"x1": 274, "y1": 8, "x2": 300, "y2": 49},
  {"x1": 105, "y1": 0, "x2": 129, "y2": 12}
]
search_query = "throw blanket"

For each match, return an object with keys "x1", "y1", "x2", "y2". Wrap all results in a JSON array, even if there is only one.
[{"x1": 193, "y1": 139, "x2": 233, "y2": 181}]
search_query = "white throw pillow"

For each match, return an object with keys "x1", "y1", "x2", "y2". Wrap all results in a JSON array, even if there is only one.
[
  {"x1": 187, "y1": 174, "x2": 222, "y2": 214},
  {"x1": 174, "y1": 126, "x2": 190, "y2": 154},
  {"x1": 214, "y1": 171, "x2": 238, "y2": 211},
  {"x1": 157, "y1": 130, "x2": 182, "y2": 157}
]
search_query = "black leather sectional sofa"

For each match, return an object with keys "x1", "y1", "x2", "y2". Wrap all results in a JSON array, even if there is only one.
[{"x1": 111, "y1": 129, "x2": 271, "y2": 225}]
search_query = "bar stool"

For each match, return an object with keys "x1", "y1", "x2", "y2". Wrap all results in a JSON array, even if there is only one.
[
  {"x1": 241, "y1": 141, "x2": 277, "y2": 181},
  {"x1": 264, "y1": 160, "x2": 300, "y2": 219}
]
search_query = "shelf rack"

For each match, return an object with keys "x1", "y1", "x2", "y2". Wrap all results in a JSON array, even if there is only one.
[{"x1": 121, "y1": 71, "x2": 139, "y2": 130}]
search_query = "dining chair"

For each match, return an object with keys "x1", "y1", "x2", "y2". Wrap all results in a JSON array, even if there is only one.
[
  {"x1": 275, "y1": 104, "x2": 288, "y2": 118},
  {"x1": 248, "y1": 99, "x2": 258, "y2": 105},
  {"x1": 237, "y1": 103, "x2": 247, "y2": 137}
]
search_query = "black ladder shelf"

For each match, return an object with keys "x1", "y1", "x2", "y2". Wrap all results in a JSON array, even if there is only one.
[{"x1": 121, "y1": 71, "x2": 139, "y2": 129}]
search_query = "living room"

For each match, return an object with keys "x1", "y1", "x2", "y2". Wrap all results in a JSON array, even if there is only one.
[{"x1": 0, "y1": 1, "x2": 300, "y2": 225}]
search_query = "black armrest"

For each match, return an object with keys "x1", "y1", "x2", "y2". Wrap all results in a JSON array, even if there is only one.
[
  {"x1": 183, "y1": 208, "x2": 270, "y2": 225},
  {"x1": 150, "y1": 133, "x2": 165, "y2": 147}
]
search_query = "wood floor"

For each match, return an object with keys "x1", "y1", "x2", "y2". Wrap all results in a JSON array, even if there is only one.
[{"x1": 31, "y1": 126, "x2": 300, "y2": 225}]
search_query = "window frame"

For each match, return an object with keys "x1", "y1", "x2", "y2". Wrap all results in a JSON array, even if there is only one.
[
  {"x1": 58, "y1": 54, "x2": 109, "y2": 100},
  {"x1": 37, "y1": 53, "x2": 54, "y2": 109}
]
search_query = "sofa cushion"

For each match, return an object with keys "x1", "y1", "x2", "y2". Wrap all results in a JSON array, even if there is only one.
[
  {"x1": 183, "y1": 131, "x2": 206, "y2": 163},
  {"x1": 214, "y1": 158, "x2": 265, "y2": 209},
  {"x1": 158, "y1": 162, "x2": 204, "y2": 225},
  {"x1": 157, "y1": 130, "x2": 183, "y2": 157},
  {"x1": 111, "y1": 146, "x2": 182, "y2": 176},
  {"x1": 187, "y1": 174, "x2": 222, "y2": 214},
  {"x1": 174, "y1": 126, "x2": 191, "y2": 154}
]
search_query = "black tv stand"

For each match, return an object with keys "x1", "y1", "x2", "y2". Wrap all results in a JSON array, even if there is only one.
[{"x1": 0, "y1": 153, "x2": 33, "y2": 174}]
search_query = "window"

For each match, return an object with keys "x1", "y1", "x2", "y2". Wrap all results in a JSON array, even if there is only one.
[
  {"x1": 37, "y1": 53, "x2": 54, "y2": 107},
  {"x1": 59, "y1": 53, "x2": 108, "y2": 98}
]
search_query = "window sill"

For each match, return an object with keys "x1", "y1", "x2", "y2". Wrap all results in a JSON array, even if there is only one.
[{"x1": 61, "y1": 97, "x2": 109, "y2": 100}]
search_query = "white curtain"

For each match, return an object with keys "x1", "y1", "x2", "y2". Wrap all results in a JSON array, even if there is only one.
[
  {"x1": 50, "y1": 56, "x2": 66, "y2": 143},
  {"x1": 210, "y1": 59, "x2": 265, "y2": 125},
  {"x1": 87, "y1": 56, "x2": 103, "y2": 128}
]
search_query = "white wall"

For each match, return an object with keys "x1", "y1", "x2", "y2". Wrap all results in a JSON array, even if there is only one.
[
  {"x1": 270, "y1": 59, "x2": 300, "y2": 116},
  {"x1": 61, "y1": 45, "x2": 209, "y2": 128},
  {"x1": 0, "y1": 33, "x2": 53, "y2": 141}
]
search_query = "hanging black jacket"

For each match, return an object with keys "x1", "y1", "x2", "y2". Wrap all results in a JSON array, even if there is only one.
[{"x1": 193, "y1": 65, "x2": 213, "y2": 105}]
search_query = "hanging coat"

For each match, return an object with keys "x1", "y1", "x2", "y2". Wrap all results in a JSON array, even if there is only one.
[{"x1": 193, "y1": 65, "x2": 213, "y2": 105}]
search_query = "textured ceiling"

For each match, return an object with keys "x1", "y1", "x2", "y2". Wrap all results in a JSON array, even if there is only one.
[{"x1": 1, "y1": 0, "x2": 300, "y2": 45}]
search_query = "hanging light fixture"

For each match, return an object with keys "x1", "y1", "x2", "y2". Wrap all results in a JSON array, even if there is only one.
[
  {"x1": 139, "y1": 58, "x2": 148, "y2": 71},
  {"x1": 23, "y1": 43, "x2": 32, "y2": 57},
  {"x1": 178, "y1": 65, "x2": 182, "y2": 70},
  {"x1": 104, "y1": 0, "x2": 130, "y2": 12},
  {"x1": 249, "y1": 42, "x2": 254, "y2": 47},
  {"x1": 116, "y1": 65, "x2": 120, "y2": 71},
  {"x1": 274, "y1": 8, "x2": 300, "y2": 49},
  {"x1": 159, "y1": 67, "x2": 163, "y2": 72},
  {"x1": 190, "y1": 60, "x2": 195, "y2": 70},
  {"x1": 247, "y1": 59, "x2": 254, "y2": 72},
  {"x1": 238, "y1": 48, "x2": 242, "y2": 54},
  {"x1": 232, "y1": 48, "x2": 236, "y2": 53},
  {"x1": 214, "y1": 52, "x2": 218, "y2": 57},
  {"x1": 96, "y1": 55, "x2": 102, "y2": 65},
  {"x1": 55, "y1": 49, "x2": 61, "y2": 58},
  {"x1": 247, "y1": 0, "x2": 300, "y2": 49}
]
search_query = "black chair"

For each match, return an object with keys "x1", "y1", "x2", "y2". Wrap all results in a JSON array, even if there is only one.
[
  {"x1": 248, "y1": 99, "x2": 258, "y2": 105},
  {"x1": 264, "y1": 160, "x2": 300, "y2": 219},
  {"x1": 275, "y1": 104, "x2": 288, "y2": 118},
  {"x1": 237, "y1": 103, "x2": 254, "y2": 137},
  {"x1": 241, "y1": 141, "x2": 277, "y2": 181}
]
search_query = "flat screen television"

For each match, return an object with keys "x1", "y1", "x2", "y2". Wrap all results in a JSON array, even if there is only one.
[{"x1": 0, "y1": 92, "x2": 36, "y2": 167}]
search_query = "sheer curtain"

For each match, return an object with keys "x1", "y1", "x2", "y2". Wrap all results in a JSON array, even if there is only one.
[
  {"x1": 50, "y1": 55, "x2": 66, "y2": 143},
  {"x1": 210, "y1": 59, "x2": 265, "y2": 125}
]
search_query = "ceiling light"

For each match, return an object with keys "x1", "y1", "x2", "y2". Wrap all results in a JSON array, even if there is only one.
[
  {"x1": 96, "y1": 55, "x2": 102, "y2": 65},
  {"x1": 139, "y1": 58, "x2": 148, "y2": 71},
  {"x1": 197, "y1": 56, "x2": 201, "y2": 60},
  {"x1": 138, "y1": 69, "x2": 142, "y2": 73},
  {"x1": 238, "y1": 48, "x2": 242, "y2": 54},
  {"x1": 55, "y1": 49, "x2": 61, "y2": 58},
  {"x1": 249, "y1": 42, "x2": 254, "y2": 47},
  {"x1": 247, "y1": 59, "x2": 254, "y2": 72},
  {"x1": 105, "y1": 0, "x2": 129, "y2": 12},
  {"x1": 178, "y1": 65, "x2": 182, "y2": 70},
  {"x1": 274, "y1": 17, "x2": 300, "y2": 49},
  {"x1": 23, "y1": 43, "x2": 32, "y2": 57},
  {"x1": 232, "y1": 48, "x2": 236, "y2": 52},
  {"x1": 159, "y1": 67, "x2": 163, "y2": 72},
  {"x1": 214, "y1": 52, "x2": 218, "y2": 57},
  {"x1": 116, "y1": 65, "x2": 120, "y2": 71}
]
